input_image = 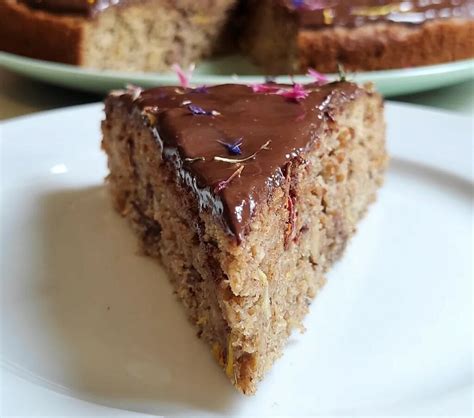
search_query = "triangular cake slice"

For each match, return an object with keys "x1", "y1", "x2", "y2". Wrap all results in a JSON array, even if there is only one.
[{"x1": 102, "y1": 81, "x2": 387, "y2": 394}]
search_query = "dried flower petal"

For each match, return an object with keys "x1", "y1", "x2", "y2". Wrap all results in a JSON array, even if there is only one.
[
  {"x1": 217, "y1": 138, "x2": 243, "y2": 155},
  {"x1": 293, "y1": 0, "x2": 331, "y2": 10},
  {"x1": 251, "y1": 83, "x2": 280, "y2": 93},
  {"x1": 307, "y1": 68, "x2": 329, "y2": 85},
  {"x1": 187, "y1": 104, "x2": 219, "y2": 116},
  {"x1": 213, "y1": 165, "x2": 244, "y2": 194},
  {"x1": 214, "y1": 140, "x2": 271, "y2": 163},
  {"x1": 192, "y1": 85, "x2": 209, "y2": 94},
  {"x1": 125, "y1": 84, "x2": 143, "y2": 101},
  {"x1": 109, "y1": 89, "x2": 126, "y2": 97},
  {"x1": 276, "y1": 83, "x2": 309, "y2": 102},
  {"x1": 337, "y1": 63, "x2": 347, "y2": 82},
  {"x1": 184, "y1": 156, "x2": 206, "y2": 163},
  {"x1": 171, "y1": 63, "x2": 195, "y2": 88},
  {"x1": 188, "y1": 104, "x2": 207, "y2": 115}
]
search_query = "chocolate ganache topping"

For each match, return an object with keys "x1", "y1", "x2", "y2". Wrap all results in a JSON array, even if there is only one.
[
  {"x1": 285, "y1": 0, "x2": 474, "y2": 27},
  {"x1": 22, "y1": 0, "x2": 474, "y2": 21},
  {"x1": 114, "y1": 82, "x2": 362, "y2": 241},
  {"x1": 20, "y1": 0, "x2": 122, "y2": 15}
]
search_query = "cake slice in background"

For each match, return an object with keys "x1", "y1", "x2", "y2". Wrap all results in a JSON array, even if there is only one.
[
  {"x1": 101, "y1": 80, "x2": 388, "y2": 394},
  {"x1": 241, "y1": 0, "x2": 474, "y2": 73},
  {"x1": 0, "y1": 0, "x2": 237, "y2": 71},
  {"x1": 1, "y1": 0, "x2": 472, "y2": 73}
]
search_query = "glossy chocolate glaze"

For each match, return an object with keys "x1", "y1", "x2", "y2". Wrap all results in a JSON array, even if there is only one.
[
  {"x1": 113, "y1": 82, "x2": 362, "y2": 241},
  {"x1": 285, "y1": 0, "x2": 474, "y2": 27},
  {"x1": 20, "y1": 0, "x2": 123, "y2": 15}
]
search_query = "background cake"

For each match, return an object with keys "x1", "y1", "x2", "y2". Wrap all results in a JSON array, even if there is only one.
[
  {"x1": 242, "y1": 0, "x2": 474, "y2": 73},
  {"x1": 0, "y1": 0, "x2": 237, "y2": 72},
  {"x1": 0, "y1": 0, "x2": 472, "y2": 73}
]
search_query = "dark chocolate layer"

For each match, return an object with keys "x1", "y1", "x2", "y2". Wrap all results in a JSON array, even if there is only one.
[
  {"x1": 20, "y1": 0, "x2": 122, "y2": 16},
  {"x1": 284, "y1": 0, "x2": 473, "y2": 27},
  {"x1": 21, "y1": 0, "x2": 474, "y2": 23},
  {"x1": 113, "y1": 82, "x2": 362, "y2": 241}
]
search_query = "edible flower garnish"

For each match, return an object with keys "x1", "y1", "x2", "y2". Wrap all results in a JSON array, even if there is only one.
[
  {"x1": 125, "y1": 84, "x2": 143, "y2": 101},
  {"x1": 171, "y1": 63, "x2": 195, "y2": 88},
  {"x1": 251, "y1": 83, "x2": 280, "y2": 93},
  {"x1": 192, "y1": 85, "x2": 209, "y2": 94},
  {"x1": 187, "y1": 104, "x2": 220, "y2": 116},
  {"x1": 214, "y1": 140, "x2": 271, "y2": 163},
  {"x1": 217, "y1": 138, "x2": 243, "y2": 155},
  {"x1": 293, "y1": 0, "x2": 330, "y2": 10},
  {"x1": 184, "y1": 156, "x2": 206, "y2": 163},
  {"x1": 214, "y1": 165, "x2": 244, "y2": 194},
  {"x1": 276, "y1": 83, "x2": 308, "y2": 102},
  {"x1": 307, "y1": 68, "x2": 329, "y2": 85},
  {"x1": 337, "y1": 63, "x2": 347, "y2": 82},
  {"x1": 252, "y1": 82, "x2": 309, "y2": 103}
]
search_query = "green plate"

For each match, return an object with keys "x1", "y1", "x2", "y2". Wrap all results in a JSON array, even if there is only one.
[{"x1": 0, "y1": 51, "x2": 472, "y2": 97}]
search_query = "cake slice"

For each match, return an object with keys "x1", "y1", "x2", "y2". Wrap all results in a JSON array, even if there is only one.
[
  {"x1": 101, "y1": 80, "x2": 387, "y2": 394},
  {"x1": 242, "y1": 0, "x2": 474, "y2": 73},
  {"x1": 0, "y1": 0, "x2": 237, "y2": 71}
]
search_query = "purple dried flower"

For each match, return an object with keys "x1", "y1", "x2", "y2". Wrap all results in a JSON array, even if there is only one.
[
  {"x1": 193, "y1": 85, "x2": 209, "y2": 94},
  {"x1": 217, "y1": 138, "x2": 243, "y2": 155},
  {"x1": 187, "y1": 104, "x2": 220, "y2": 116},
  {"x1": 293, "y1": 0, "x2": 331, "y2": 10},
  {"x1": 213, "y1": 140, "x2": 271, "y2": 163},
  {"x1": 276, "y1": 83, "x2": 309, "y2": 102},
  {"x1": 307, "y1": 68, "x2": 329, "y2": 85},
  {"x1": 188, "y1": 104, "x2": 207, "y2": 115}
]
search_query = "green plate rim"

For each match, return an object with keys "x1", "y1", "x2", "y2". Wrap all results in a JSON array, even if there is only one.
[{"x1": 0, "y1": 51, "x2": 473, "y2": 95}]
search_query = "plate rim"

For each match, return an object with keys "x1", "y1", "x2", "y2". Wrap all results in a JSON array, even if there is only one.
[
  {"x1": 1, "y1": 50, "x2": 473, "y2": 84},
  {"x1": 1, "y1": 99, "x2": 473, "y2": 416}
]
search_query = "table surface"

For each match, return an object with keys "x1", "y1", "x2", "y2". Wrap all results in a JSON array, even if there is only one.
[{"x1": 0, "y1": 68, "x2": 473, "y2": 121}]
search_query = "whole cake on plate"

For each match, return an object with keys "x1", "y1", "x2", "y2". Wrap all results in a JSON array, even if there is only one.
[{"x1": 101, "y1": 78, "x2": 388, "y2": 393}]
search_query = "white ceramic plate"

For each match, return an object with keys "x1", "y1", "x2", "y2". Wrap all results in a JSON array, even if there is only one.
[
  {"x1": 1, "y1": 102, "x2": 472, "y2": 416},
  {"x1": 1, "y1": 51, "x2": 473, "y2": 97}
]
